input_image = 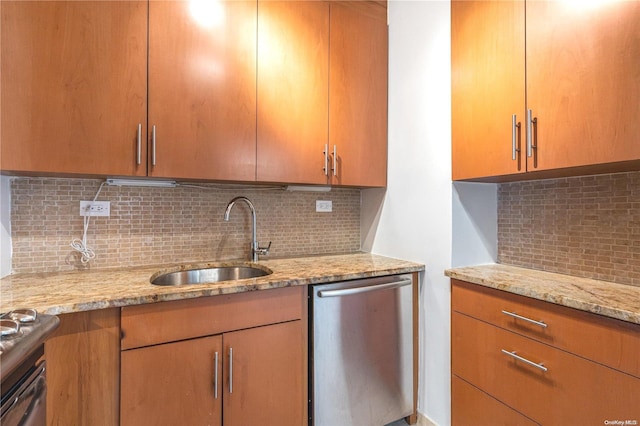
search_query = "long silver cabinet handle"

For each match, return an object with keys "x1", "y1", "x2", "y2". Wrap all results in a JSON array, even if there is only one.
[
  {"x1": 501, "y1": 349, "x2": 548, "y2": 372},
  {"x1": 332, "y1": 145, "x2": 337, "y2": 176},
  {"x1": 214, "y1": 351, "x2": 219, "y2": 399},
  {"x1": 323, "y1": 144, "x2": 329, "y2": 176},
  {"x1": 511, "y1": 114, "x2": 521, "y2": 161},
  {"x1": 318, "y1": 279, "x2": 411, "y2": 298},
  {"x1": 501, "y1": 310, "x2": 548, "y2": 328},
  {"x1": 228, "y1": 347, "x2": 233, "y2": 394},
  {"x1": 136, "y1": 123, "x2": 142, "y2": 165},
  {"x1": 152, "y1": 125, "x2": 157, "y2": 166},
  {"x1": 526, "y1": 109, "x2": 533, "y2": 158}
]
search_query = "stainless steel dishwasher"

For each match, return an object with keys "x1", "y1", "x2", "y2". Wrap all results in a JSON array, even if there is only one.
[{"x1": 309, "y1": 274, "x2": 413, "y2": 426}]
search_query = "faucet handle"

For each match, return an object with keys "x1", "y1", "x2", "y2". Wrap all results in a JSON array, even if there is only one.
[{"x1": 256, "y1": 241, "x2": 271, "y2": 256}]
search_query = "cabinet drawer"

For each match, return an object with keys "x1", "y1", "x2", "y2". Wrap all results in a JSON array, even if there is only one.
[
  {"x1": 452, "y1": 312, "x2": 640, "y2": 424},
  {"x1": 452, "y1": 375, "x2": 538, "y2": 426},
  {"x1": 121, "y1": 286, "x2": 304, "y2": 350},
  {"x1": 451, "y1": 279, "x2": 640, "y2": 378}
]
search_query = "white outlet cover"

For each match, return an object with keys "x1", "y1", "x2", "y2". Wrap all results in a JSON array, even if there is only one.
[
  {"x1": 80, "y1": 200, "x2": 110, "y2": 217},
  {"x1": 316, "y1": 200, "x2": 332, "y2": 212}
]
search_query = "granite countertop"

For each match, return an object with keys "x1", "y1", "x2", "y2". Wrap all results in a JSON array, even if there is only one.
[
  {"x1": 445, "y1": 264, "x2": 640, "y2": 325},
  {"x1": 0, "y1": 253, "x2": 424, "y2": 315}
]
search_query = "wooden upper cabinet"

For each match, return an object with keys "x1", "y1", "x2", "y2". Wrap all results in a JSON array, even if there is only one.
[
  {"x1": 256, "y1": 0, "x2": 330, "y2": 185},
  {"x1": 0, "y1": 1, "x2": 147, "y2": 176},
  {"x1": 329, "y1": 1, "x2": 388, "y2": 187},
  {"x1": 451, "y1": 0, "x2": 526, "y2": 181},
  {"x1": 452, "y1": 0, "x2": 640, "y2": 181},
  {"x1": 148, "y1": 0, "x2": 257, "y2": 181},
  {"x1": 526, "y1": 1, "x2": 640, "y2": 171}
]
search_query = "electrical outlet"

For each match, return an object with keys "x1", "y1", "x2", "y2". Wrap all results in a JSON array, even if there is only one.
[
  {"x1": 316, "y1": 200, "x2": 332, "y2": 213},
  {"x1": 80, "y1": 201, "x2": 110, "y2": 217}
]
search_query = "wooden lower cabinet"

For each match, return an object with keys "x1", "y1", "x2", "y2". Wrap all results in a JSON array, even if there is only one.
[
  {"x1": 121, "y1": 320, "x2": 303, "y2": 426},
  {"x1": 223, "y1": 321, "x2": 304, "y2": 426},
  {"x1": 452, "y1": 376, "x2": 537, "y2": 426},
  {"x1": 45, "y1": 309, "x2": 120, "y2": 426},
  {"x1": 121, "y1": 320, "x2": 304, "y2": 426},
  {"x1": 451, "y1": 280, "x2": 640, "y2": 425},
  {"x1": 121, "y1": 334, "x2": 223, "y2": 426},
  {"x1": 120, "y1": 286, "x2": 307, "y2": 426},
  {"x1": 44, "y1": 287, "x2": 306, "y2": 426}
]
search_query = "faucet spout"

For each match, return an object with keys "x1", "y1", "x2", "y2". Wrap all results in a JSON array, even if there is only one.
[{"x1": 223, "y1": 196, "x2": 270, "y2": 262}]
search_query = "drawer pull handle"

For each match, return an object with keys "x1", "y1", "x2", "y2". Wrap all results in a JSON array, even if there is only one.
[
  {"x1": 501, "y1": 310, "x2": 547, "y2": 328},
  {"x1": 501, "y1": 349, "x2": 548, "y2": 372}
]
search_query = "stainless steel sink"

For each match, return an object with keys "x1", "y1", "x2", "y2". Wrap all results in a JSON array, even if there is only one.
[{"x1": 151, "y1": 265, "x2": 271, "y2": 286}]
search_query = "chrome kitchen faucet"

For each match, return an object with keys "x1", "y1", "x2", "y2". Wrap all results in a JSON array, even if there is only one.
[{"x1": 223, "y1": 196, "x2": 271, "y2": 262}]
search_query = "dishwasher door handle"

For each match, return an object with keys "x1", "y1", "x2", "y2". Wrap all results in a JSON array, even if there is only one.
[{"x1": 317, "y1": 278, "x2": 412, "y2": 298}]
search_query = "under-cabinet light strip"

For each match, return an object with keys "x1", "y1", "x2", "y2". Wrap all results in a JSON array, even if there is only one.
[{"x1": 106, "y1": 178, "x2": 178, "y2": 188}]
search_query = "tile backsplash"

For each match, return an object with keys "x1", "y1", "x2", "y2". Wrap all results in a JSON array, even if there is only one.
[
  {"x1": 9, "y1": 178, "x2": 361, "y2": 274},
  {"x1": 498, "y1": 171, "x2": 640, "y2": 287}
]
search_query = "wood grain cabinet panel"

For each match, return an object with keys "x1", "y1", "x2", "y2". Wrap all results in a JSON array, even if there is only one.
[
  {"x1": 452, "y1": 0, "x2": 640, "y2": 181},
  {"x1": 451, "y1": 280, "x2": 640, "y2": 425},
  {"x1": 120, "y1": 286, "x2": 307, "y2": 426},
  {"x1": 452, "y1": 311, "x2": 640, "y2": 425},
  {"x1": 121, "y1": 335, "x2": 224, "y2": 426},
  {"x1": 45, "y1": 309, "x2": 120, "y2": 426},
  {"x1": 452, "y1": 376, "x2": 538, "y2": 426},
  {"x1": 256, "y1": 0, "x2": 330, "y2": 185},
  {"x1": 451, "y1": 0, "x2": 526, "y2": 181},
  {"x1": 148, "y1": 0, "x2": 257, "y2": 181},
  {"x1": 223, "y1": 321, "x2": 304, "y2": 426},
  {"x1": 452, "y1": 279, "x2": 640, "y2": 378},
  {"x1": 1, "y1": 1, "x2": 147, "y2": 176},
  {"x1": 121, "y1": 286, "x2": 303, "y2": 350},
  {"x1": 329, "y1": 1, "x2": 388, "y2": 187},
  {"x1": 526, "y1": 1, "x2": 640, "y2": 172}
]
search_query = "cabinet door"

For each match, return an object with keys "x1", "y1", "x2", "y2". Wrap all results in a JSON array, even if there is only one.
[
  {"x1": 121, "y1": 335, "x2": 223, "y2": 426},
  {"x1": 452, "y1": 376, "x2": 538, "y2": 426},
  {"x1": 451, "y1": 0, "x2": 526, "y2": 180},
  {"x1": 46, "y1": 309, "x2": 120, "y2": 426},
  {"x1": 329, "y1": 2, "x2": 388, "y2": 187},
  {"x1": 223, "y1": 321, "x2": 304, "y2": 426},
  {"x1": 452, "y1": 312, "x2": 640, "y2": 424},
  {"x1": 526, "y1": 1, "x2": 640, "y2": 171},
  {"x1": 1, "y1": 1, "x2": 147, "y2": 176},
  {"x1": 257, "y1": 0, "x2": 330, "y2": 185},
  {"x1": 148, "y1": 0, "x2": 256, "y2": 181}
]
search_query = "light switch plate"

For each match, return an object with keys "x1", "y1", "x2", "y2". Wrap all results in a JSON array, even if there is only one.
[{"x1": 316, "y1": 200, "x2": 332, "y2": 212}]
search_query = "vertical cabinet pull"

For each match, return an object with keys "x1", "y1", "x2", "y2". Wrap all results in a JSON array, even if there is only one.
[
  {"x1": 526, "y1": 109, "x2": 534, "y2": 158},
  {"x1": 323, "y1": 144, "x2": 329, "y2": 176},
  {"x1": 213, "y1": 351, "x2": 219, "y2": 399},
  {"x1": 525, "y1": 109, "x2": 539, "y2": 168},
  {"x1": 136, "y1": 123, "x2": 142, "y2": 165},
  {"x1": 501, "y1": 349, "x2": 548, "y2": 372},
  {"x1": 151, "y1": 125, "x2": 157, "y2": 166},
  {"x1": 511, "y1": 114, "x2": 521, "y2": 161},
  {"x1": 332, "y1": 145, "x2": 337, "y2": 176},
  {"x1": 228, "y1": 347, "x2": 233, "y2": 394}
]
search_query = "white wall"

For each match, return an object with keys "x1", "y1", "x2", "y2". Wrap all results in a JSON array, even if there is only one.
[
  {"x1": 362, "y1": 2, "x2": 497, "y2": 425},
  {"x1": 1, "y1": 175, "x2": 12, "y2": 277}
]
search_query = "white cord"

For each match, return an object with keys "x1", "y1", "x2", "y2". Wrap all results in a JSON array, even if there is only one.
[{"x1": 70, "y1": 181, "x2": 106, "y2": 264}]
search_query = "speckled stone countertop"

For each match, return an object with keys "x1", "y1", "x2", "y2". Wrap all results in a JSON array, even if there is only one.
[
  {"x1": 445, "y1": 264, "x2": 640, "y2": 325},
  {"x1": 0, "y1": 253, "x2": 424, "y2": 315}
]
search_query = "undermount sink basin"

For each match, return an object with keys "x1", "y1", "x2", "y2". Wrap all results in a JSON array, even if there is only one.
[{"x1": 151, "y1": 265, "x2": 271, "y2": 286}]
